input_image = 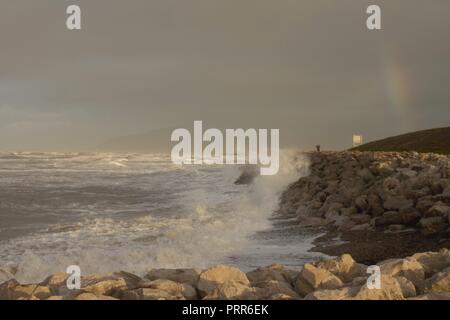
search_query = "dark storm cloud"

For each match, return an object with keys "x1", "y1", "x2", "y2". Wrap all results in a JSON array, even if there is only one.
[{"x1": 1, "y1": 0, "x2": 449, "y2": 151}]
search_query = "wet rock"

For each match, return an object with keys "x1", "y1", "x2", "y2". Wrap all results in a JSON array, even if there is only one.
[{"x1": 234, "y1": 165, "x2": 259, "y2": 185}]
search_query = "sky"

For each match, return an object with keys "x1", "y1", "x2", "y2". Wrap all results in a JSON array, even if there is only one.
[{"x1": 1, "y1": 0, "x2": 450, "y2": 152}]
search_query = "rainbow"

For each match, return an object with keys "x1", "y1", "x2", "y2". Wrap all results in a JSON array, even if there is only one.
[{"x1": 381, "y1": 46, "x2": 415, "y2": 129}]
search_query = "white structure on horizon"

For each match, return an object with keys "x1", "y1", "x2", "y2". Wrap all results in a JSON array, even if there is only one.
[{"x1": 352, "y1": 134, "x2": 363, "y2": 147}]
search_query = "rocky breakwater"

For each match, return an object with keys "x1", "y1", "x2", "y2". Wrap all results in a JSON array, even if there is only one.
[
  {"x1": 0, "y1": 250, "x2": 449, "y2": 300},
  {"x1": 277, "y1": 151, "x2": 450, "y2": 262}
]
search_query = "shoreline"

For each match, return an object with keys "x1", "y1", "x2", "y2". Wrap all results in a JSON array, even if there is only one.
[{"x1": 1, "y1": 150, "x2": 449, "y2": 300}]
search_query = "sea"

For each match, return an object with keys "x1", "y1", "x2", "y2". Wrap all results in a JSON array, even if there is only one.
[{"x1": 0, "y1": 151, "x2": 324, "y2": 283}]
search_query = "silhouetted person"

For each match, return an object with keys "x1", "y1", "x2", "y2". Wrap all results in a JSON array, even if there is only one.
[{"x1": 316, "y1": 145, "x2": 321, "y2": 152}]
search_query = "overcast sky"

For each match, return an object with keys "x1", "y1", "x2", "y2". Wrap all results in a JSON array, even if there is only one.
[{"x1": 1, "y1": 0, "x2": 449, "y2": 152}]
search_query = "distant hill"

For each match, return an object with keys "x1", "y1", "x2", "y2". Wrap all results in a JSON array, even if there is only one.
[{"x1": 352, "y1": 127, "x2": 450, "y2": 154}]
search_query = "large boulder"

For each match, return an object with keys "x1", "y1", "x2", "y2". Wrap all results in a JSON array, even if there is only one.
[
  {"x1": 350, "y1": 275, "x2": 405, "y2": 300},
  {"x1": 234, "y1": 165, "x2": 259, "y2": 185},
  {"x1": 409, "y1": 292, "x2": 450, "y2": 300},
  {"x1": 140, "y1": 279, "x2": 197, "y2": 300},
  {"x1": 0, "y1": 280, "x2": 52, "y2": 300},
  {"x1": 75, "y1": 292, "x2": 117, "y2": 300},
  {"x1": 410, "y1": 249, "x2": 450, "y2": 277},
  {"x1": 354, "y1": 195, "x2": 369, "y2": 212},
  {"x1": 253, "y1": 280, "x2": 300, "y2": 299},
  {"x1": 383, "y1": 197, "x2": 413, "y2": 211},
  {"x1": 269, "y1": 293, "x2": 299, "y2": 300},
  {"x1": 121, "y1": 287, "x2": 185, "y2": 300},
  {"x1": 394, "y1": 276, "x2": 417, "y2": 298},
  {"x1": 382, "y1": 178, "x2": 401, "y2": 195},
  {"x1": 46, "y1": 295, "x2": 65, "y2": 300},
  {"x1": 374, "y1": 211, "x2": 403, "y2": 227},
  {"x1": 31, "y1": 286, "x2": 52, "y2": 300},
  {"x1": 398, "y1": 209, "x2": 422, "y2": 226},
  {"x1": 145, "y1": 268, "x2": 201, "y2": 286},
  {"x1": 203, "y1": 281, "x2": 257, "y2": 300},
  {"x1": 314, "y1": 254, "x2": 366, "y2": 283},
  {"x1": 379, "y1": 258, "x2": 425, "y2": 289},
  {"x1": 423, "y1": 267, "x2": 450, "y2": 293},
  {"x1": 246, "y1": 264, "x2": 297, "y2": 285},
  {"x1": 197, "y1": 265, "x2": 250, "y2": 297},
  {"x1": 305, "y1": 286, "x2": 357, "y2": 300},
  {"x1": 294, "y1": 274, "x2": 314, "y2": 297},
  {"x1": 41, "y1": 272, "x2": 69, "y2": 287},
  {"x1": 0, "y1": 279, "x2": 20, "y2": 300},
  {"x1": 425, "y1": 204, "x2": 450, "y2": 218},
  {"x1": 81, "y1": 276, "x2": 127, "y2": 296},
  {"x1": 40, "y1": 272, "x2": 70, "y2": 296},
  {"x1": 296, "y1": 264, "x2": 343, "y2": 291},
  {"x1": 0, "y1": 268, "x2": 15, "y2": 284},
  {"x1": 418, "y1": 217, "x2": 447, "y2": 235}
]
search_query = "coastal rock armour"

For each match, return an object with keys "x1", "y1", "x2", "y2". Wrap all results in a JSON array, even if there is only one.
[
  {"x1": 277, "y1": 151, "x2": 450, "y2": 236},
  {"x1": 0, "y1": 250, "x2": 448, "y2": 300}
]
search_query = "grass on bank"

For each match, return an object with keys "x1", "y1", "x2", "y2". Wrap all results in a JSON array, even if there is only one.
[{"x1": 351, "y1": 127, "x2": 450, "y2": 155}]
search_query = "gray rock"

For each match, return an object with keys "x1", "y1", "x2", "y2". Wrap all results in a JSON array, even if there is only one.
[{"x1": 383, "y1": 197, "x2": 414, "y2": 211}]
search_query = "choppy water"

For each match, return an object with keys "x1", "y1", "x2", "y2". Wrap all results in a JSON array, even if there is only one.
[{"x1": 0, "y1": 151, "x2": 323, "y2": 283}]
